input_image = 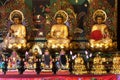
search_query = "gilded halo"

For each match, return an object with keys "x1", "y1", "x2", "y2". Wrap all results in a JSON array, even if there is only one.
[
  {"x1": 9, "y1": 10, "x2": 25, "y2": 23},
  {"x1": 93, "y1": 9, "x2": 107, "y2": 22},
  {"x1": 54, "y1": 10, "x2": 68, "y2": 23},
  {"x1": 32, "y1": 43, "x2": 42, "y2": 54}
]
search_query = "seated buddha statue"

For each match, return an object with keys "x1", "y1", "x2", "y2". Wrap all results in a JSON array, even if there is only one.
[
  {"x1": 72, "y1": 53, "x2": 87, "y2": 75},
  {"x1": 91, "y1": 54, "x2": 106, "y2": 74},
  {"x1": 110, "y1": 53, "x2": 120, "y2": 74},
  {"x1": 89, "y1": 9, "x2": 112, "y2": 51},
  {"x1": 1, "y1": 10, "x2": 26, "y2": 49},
  {"x1": 47, "y1": 13, "x2": 70, "y2": 49}
]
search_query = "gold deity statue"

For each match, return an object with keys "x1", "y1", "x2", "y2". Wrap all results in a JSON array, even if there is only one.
[
  {"x1": 47, "y1": 10, "x2": 70, "y2": 49},
  {"x1": 88, "y1": 9, "x2": 113, "y2": 51},
  {"x1": 2, "y1": 10, "x2": 26, "y2": 49},
  {"x1": 72, "y1": 53, "x2": 87, "y2": 75},
  {"x1": 91, "y1": 54, "x2": 106, "y2": 74},
  {"x1": 110, "y1": 53, "x2": 120, "y2": 74}
]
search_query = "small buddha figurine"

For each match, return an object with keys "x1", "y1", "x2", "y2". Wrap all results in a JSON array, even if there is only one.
[
  {"x1": 42, "y1": 49, "x2": 52, "y2": 69},
  {"x1": 72, "y1": 53, "x2": 87, "y2": 75},
  {"x1": 47, "y1": 13, "x2": 70, "y2": 49},
  {"x1": 91, "y1": 54, "x2": 106, "y2": 74},
  {"x1": 31, "y1": 44, "x2": 42, "y2": 67},
  {"x1": 8, "y1": 51, "x2": 20, "y2": 69},
  {"x1": 59, "y1": 49, "x2": 69, "y2": 69},
  {"x1": 32, "y1": 48, "x2": 39, "y2": 65},
  {"x1": 110, "y1": 53, "x2": 120, "y2": 74}
]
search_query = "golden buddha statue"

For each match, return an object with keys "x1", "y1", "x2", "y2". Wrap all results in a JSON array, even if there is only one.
[
  {"x1": 91, "y1": 54, "x2": 106, "y2": 74},
  {"x1": 110, "y1": 53, "x2": 120, "y2": 74},
  {"x1": 88, "y1": 9, "x2": 112, "y2": 51},
  {"x1": 72, "y1": 53, "x2": 87, "y2": 75},
  {"x1": 47, "y1": 10, "x2": 70, "y2": 49},
  {"x1": 2, "y1": 10, "x2": 26, "y2": 49}
]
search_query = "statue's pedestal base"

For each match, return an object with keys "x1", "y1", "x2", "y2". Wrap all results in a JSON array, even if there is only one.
[
  {"x1": 91, "y1": 70, "x2": 107, "y2": 75},
  {"x1": 72, "y1": 70, "x2": 88, "y2": 75},
  {"x1": 24, "y1": 70, "x2": 36, "y2": 74},
  {"x1": 111, "y1": 70, "x2": 120, "y2": 74},
  {"x1": 40, "y1": 69, "x2": 53, "y2": 75},
  {"x1": 56, "y1": 70, "x2": 70, "y2": 75}
]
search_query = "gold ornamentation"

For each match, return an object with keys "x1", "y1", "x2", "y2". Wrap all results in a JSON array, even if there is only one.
[
  {"x1": 110, "y1": 53, "x2": 120, "y2": 74},
  {"x1": 54, "y1": 10, "x2": 68, "y2": 23},
  {"x1": 91, "y1": 54, "x2": 106, "y2": 74},
  {"x1": 93, "y1": 9, "x2": 107, "y2": 22},
  {"x1": 72, "y1": 54, "x2": 87, "y2": 75},
  {"x1": 9, "y1": 10, "x2": 25, "y2": 23},
  {"x1": 47, "y1": 10, "x2": 70, "y2": 49},
  {"x1": 32, "y1": 43, "x2": 42, "y2": 55}
]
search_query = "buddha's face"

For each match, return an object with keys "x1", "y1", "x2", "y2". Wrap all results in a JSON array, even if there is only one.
[
  {"x1": 56, "y1": 17, "x2": 63, "y2": 24},
  {"x1": 13, "y1": 18, "x2": 20, "y2": 24},
  {"x1": 96, "y1": 17, "x2": 103, "y2": 24}
]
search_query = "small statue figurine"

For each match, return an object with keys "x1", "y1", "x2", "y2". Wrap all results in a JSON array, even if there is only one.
[
  {"x1": 59, "y1": 49, "x2": 69, "y2": 69},
  {"x1": 72, "y1": 53, "x2": 87, "y2": 75},
  {"x1": 42, "y1": 49, "x2": 52, "y2": 69},
  {"x1": 8, "y1": 50, "x2": 20, "y2": 69},
  {"x1": 110, "y1": 53, "x2": 120, "y2": 74},
  {"x1": 33, "y1": 48, "x2": 39, "y2": 59},
  {"x1": 91, "y1": 54, "x2": 106, "y2": 74},
  {"x1": 56, "y1": 49, "x2": 70, "y2": 75},
  {"x1": 27, "y1": 49, "x2": 34, "y2": 69}
]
